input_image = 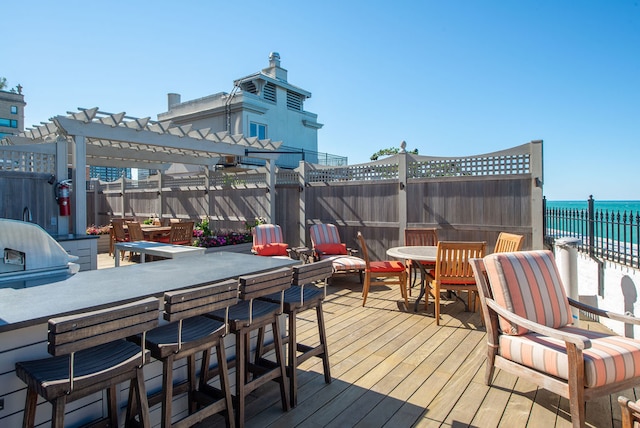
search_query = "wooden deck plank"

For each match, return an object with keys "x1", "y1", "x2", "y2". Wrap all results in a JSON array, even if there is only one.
[{"x1": 91, "y1": 256, "x2": 630, "y2": 428}]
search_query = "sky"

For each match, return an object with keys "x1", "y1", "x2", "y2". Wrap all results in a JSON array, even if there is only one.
[{"x1": 4, "y1": 1, "x2": 639, "y2": 201}]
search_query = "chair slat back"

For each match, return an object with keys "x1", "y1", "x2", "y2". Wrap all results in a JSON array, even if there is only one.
[
  {"x1": 356, "y1": 232, "x2": 372, "y2": 267},
  {"x1": 292, "y1": 259, "x2": 333, "y2": 287},
  {"x1": 170, "y1": 221, "x2": 194, "y2": 245},
  {"x1": 239, "y1": 267, "x2": 292, "y2": 300},
  {"x1": 494, "y1": 232, "x2": 525, "y2": 253},
  {"x1": 310, "y1": 224, "x2": 342, "y2": 247},
  {"x1": 112, "y1": 221, "x2": 128, "y2": 242},
  {"x1": 404, "y1": 228, "x2": 438, "y2": 247},
  {"x1": 127, "y1": 222, "x2": 144, "y2": 242},
  {"x1": 434, "y1": 241, "x2": 486, "y2": 284},
  {"x1": 253, "y1": 224, "x2": 284, "y2": 246},
  {"x1": 163, "y1": 279, "x2": 239, "y2": 323},
  {"x1": 48, "y1": 297, "x2": 159, "y2": 356}
]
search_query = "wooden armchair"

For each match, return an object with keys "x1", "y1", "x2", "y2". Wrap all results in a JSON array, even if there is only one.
[
  {"x1": 357, "y1": 232, "x2": 408, "y2": 307},
  {"x1": 429, "y1": 241, "x2": 486, "y2": 325},
  {"x1": 471, "y1": 250, "x2": 640, "y2": 428},
  {"x1": 493, "y1": 232, "x2": 524, "y2": 253},
  {"x1": 309, "y1": 223, "x2": 365, "y2": 283}
]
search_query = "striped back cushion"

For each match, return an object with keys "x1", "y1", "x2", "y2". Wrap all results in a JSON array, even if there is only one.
[
  {"x1": 484, "y1": 250, "x2": 572, "y2": 335},
  {"x1": 310, "y1": 224, "x2": 342, "y2": 247},
  {"x1": 252, "y1": 224, "x2": 284, "y2": 247}
]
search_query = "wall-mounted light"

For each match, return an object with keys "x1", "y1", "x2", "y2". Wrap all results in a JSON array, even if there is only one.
[{"x1": 399, "y1": 182, "x2": 405, "y2": 190}]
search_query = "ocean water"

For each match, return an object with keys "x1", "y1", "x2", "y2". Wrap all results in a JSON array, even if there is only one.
[
  {"x1": 546, "y1": 200, "x2": 640, "y2": 213},
  {"x1": 546, "y1": 200, "x2": 640, "y2": 246}
]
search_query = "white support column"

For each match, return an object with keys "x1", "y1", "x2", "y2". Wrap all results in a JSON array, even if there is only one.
[
  {"x1": 530, "y1": 140, "x2": 544, "y2": 250},
  {"x1": 55, "y1": 139, "x2": 69, "y2": 236},
  {"x1": 297, "y1": 161, "x2": 307, "y2": 247},
  {"x1": 398, "y1": 148, "x2": 408, "y2": 243},
  {"x1": 72, "y1": 135, "x2": 87, "y2": 236},
  {"x1": 555, "y1": 237, "x2": 581, "y2": 326},
  {"x1": 266, "y1": 159, "x2": 276, "y2": 223}
]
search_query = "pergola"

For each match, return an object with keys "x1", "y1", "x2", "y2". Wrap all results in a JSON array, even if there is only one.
[{"x1": 3, "y1": 107, "x2": 284, "y2": 235}]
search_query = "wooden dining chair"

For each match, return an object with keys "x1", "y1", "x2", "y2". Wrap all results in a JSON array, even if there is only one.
[
  {"x1": 494, "y1": 232, "x2": 524, "y2": 253},
  {"x1": 357, "y1": 232, "x2": 408, "y2": 307},
  {"x1": 169, "y1": 221, "x2": 194, "y2": 245},
  {"x1": 429, "y1": 241, "x2": 486, "y2": 325},
  {"x1": 404, "y1": 228, "x2": 438, "y2": 293},
  {"x1": 123, "y1": 221, "x2": 145, "y2": 261},
  {"x1": 111, "y1": 220, "x2": 129, "y2": 260}
]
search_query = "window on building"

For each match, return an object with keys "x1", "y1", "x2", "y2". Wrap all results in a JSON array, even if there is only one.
[
  {"x1": 0, "y1": 118, "x2": 17, "y2": 128},
  {"x1": 263, "y1": 83, "x2": 276, "y2": 103},
  {"x1": 286, "y1": 91, "x2": 303, "y2": 111},
  {"x1": 10, "y1": 106, "x2": 18, "y2": 114},
  {"x1": 249, "y1": 122, "x2": 267, "y2": 140}
]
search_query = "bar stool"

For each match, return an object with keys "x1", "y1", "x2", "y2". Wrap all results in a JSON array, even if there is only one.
[
  {"x1": 205, "y1": 267, "x2": 292, "y2": 427},
  {"x1": 14, "y1": 297, "x2": 159, "y2": 428},
  {"x1": 129, "y1": 280, "x2": 238, "y2": 428},
  {"x1": 258, "y1": 259, "x2": 333, "y2": 407}
]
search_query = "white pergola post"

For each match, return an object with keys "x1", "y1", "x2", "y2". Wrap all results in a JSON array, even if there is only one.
[
  {"x1": 55, "y1": 138, "x2": 69, "y2": 236},
  {"x1": 265, "y1": 159, "x2": 276, "y2": 223},
  {"x1": 71, "y1": 135, "x2": 87, "y2": 236}
]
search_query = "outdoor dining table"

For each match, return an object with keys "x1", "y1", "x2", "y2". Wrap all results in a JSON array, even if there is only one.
[
  {"x1": 140, "y1": 225, "x2": 172, "y2": 241},
  {"x1": 387, "y1": 246, "x2": 437, "y2": 312},
  {"x1": 114, "y1": 240, "x2": 205, "y2": 266}
]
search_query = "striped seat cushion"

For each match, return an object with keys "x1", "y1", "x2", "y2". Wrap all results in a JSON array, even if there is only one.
[
  {"x1": 484, "y1": 250, "x2": 572, "y2": 335},
  {"x1": 319, "y1": 255, "x2": 366, "y2": 272},
  {"x1": 500, "y1": 326, "x2": 640, "y2": 388}
]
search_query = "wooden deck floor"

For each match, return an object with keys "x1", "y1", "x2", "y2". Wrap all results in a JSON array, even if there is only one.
[{"x1": 97, "y1": 254, "x2": 635, "y2": 427}]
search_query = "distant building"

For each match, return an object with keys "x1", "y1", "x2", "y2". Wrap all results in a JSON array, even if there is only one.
[
  {"x1": 89, "y1": 166, "x2": 131, "y2": 182},
  {"x1": 158, "y1": 52, "x2": 338, "y2": 169},
  {"x1": 0, "y1": 86, "x2": 26, "y2": 139}
]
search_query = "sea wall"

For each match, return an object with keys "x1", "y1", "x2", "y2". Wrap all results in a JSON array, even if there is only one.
[{"x1": 569, "y1": 249, "x2": 640, "y2": 338}]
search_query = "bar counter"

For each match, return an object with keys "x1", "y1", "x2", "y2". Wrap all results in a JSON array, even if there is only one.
[{"x1": 0, "y1": 252, "x2": 298, "y2": 427}]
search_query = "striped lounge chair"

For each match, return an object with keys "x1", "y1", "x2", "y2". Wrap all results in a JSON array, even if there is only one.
[
  {"x1": 309, "y1": 223, "x2": 365, "y2": 283},
  {"x1": 471, "y1": 250, "x2": 640, "y2": 428},
  {"x1": 252, "y1": 224, "x2": 291, "y2": 258}
]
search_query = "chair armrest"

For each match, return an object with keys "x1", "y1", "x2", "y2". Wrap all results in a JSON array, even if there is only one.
[
  {"x1": 485, "y1": 298, "x2": 592, "y2": 350},
  {"x1": 568, "y1": 297, "x2": 640, "y2": 325},
  {"x1": 347, "y1": 248, "x2": 359, "y2": 256}
]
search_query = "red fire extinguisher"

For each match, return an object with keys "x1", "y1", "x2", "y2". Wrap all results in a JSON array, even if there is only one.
[{"x1": 55, "y1": 180, "x2": 71, "y2": 216}]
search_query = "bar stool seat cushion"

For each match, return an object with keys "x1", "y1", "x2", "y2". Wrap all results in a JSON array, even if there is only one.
[
  {"x1": 210, "y1": 299, "x2": 281, "y2": 330},
  {"x1": 15, "y1": 340, "x2": 148, "y2": 401},
  {"x1": 142, "y1": 316, "x2": 225, "y2": 358}
]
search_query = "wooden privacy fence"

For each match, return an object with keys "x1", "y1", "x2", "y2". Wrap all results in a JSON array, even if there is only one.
[{"x1": 85, "y1": 141, "x2": 543, "y2": 260}]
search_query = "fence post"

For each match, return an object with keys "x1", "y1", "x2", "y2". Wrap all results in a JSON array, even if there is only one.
[
  {"x1": 398, "y1": 145, "x2": 408, "y2": 243},
  {"x1": 588, "y1": 195, "x2": 595, "y2": 257},
  {"x1": 555, "y1": 237, "x2": 582, "y2": 326}
]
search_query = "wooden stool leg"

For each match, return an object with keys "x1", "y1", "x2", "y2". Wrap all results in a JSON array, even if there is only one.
[
  {"x1": 162, "y1": 355, "x2": 175, "y2": 428},
  {"x1": 216, "y1": 341, "x2": 236, "y2": 428},
  {"x1": 134, "y1": 366, "x2": 152, "y2": 428},
  {"x1": 188, "y1": 354, "x2": 198, "y2": 414},
  {"x1": 288, "y1": 309, "x2": 298, "y2": 408},
  {"x1": 235, "y1": 330, "x2": 247, "y2": 428},
  {"x1": 51, "y1": 396, "x2": 66, "y2": 428},
  {"x1": 23, "y1": 386, "x2": 38, "y2": 428},
  {"x1": 272, "y1": 319, "x2": 290, "y2": 412},
  {"x1": 107, "y1": 384, "x2": 118, "y2": 427},
  {"x1": 316, "y1": 304, "x2": 332, "y2": 384}
]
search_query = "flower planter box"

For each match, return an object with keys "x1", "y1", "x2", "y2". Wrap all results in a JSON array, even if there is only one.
[
  {"x1": 203, "y1": 242, "x2": 252, "y2": 255},
  {"x1": 96, "y1": 234, "x2": 112, "y2": 254}
]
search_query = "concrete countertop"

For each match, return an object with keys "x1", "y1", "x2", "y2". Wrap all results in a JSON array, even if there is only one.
[{"x1": 0, "y1": 252, "x2": 298, "y2": 332}]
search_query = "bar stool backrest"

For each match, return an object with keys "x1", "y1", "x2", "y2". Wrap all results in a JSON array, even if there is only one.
[
  {"x1": 239, "y1": 267, "x2": 292, "y2": 302},
  {"x1": 48, "y1": 297, "x2": 159, "y2": 357},
  {"x1": 163, "y1": 279, "x2": 238, "y2": 323},
  {"x1": 292, "y1": 259, "x2": 333, "y2": 287}
]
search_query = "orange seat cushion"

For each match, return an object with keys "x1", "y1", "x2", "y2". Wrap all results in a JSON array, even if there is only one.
[
  {"x1": 316, "y1": 243, "x2": 348, "y2": 255},
  {"x1": 254, "y1": 243, "x2": 289, "y2": 256},
  {"x1": 370, "y1": 260, "x2": 406, "y2": 272}
]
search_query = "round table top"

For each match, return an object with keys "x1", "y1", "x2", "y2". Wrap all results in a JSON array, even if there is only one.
[{"x1": 386, "y1": 246, "x2": 437, "y2": 261}]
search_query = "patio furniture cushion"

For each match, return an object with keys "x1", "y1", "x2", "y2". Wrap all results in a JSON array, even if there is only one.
[
  {"x1": 319, "y1": 255, "x2": 366, "y2": 272},
  {"x1": 484, "y1": 250, "x2": 572, "y2": 335},
  {"x1": 254, "y1": 243, "x2": 289, "y2": 256},
  {"x1": 499, "y1": 326, "x2": 640, "y2": 388},
  {"x1": 315, "y1": 243, "x2": 348, "y2": 256},
  {"x1": 370, "y1": 260, "x2": 406, "y2": 273}
]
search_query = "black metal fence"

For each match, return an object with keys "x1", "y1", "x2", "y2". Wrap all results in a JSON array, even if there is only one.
[{"x1": 544, "y1": 195, "x2": 640, "y2": 268}]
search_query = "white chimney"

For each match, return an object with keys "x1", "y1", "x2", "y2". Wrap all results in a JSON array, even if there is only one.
[{"x1": 167, "y1": 93, "x2": 181, "y2": 109}]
